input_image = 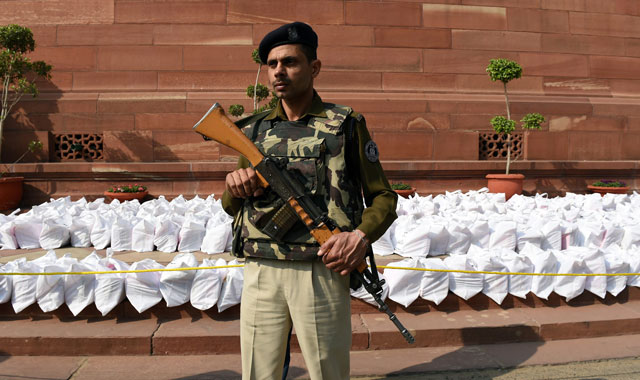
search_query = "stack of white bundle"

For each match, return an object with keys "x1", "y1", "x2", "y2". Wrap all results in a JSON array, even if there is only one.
[
  {"x1": 376, "y1": 189, "x2": 640, "y2": 306},
  {"x1": 374, "y1": 189, "x2": 640, "y2": 258},
  {"x1": 1, "y1": 249, "x2": 243, "y2": 315},
  {"x1": 0, "y1": 195, "x2": 234, "y2": 254},
  {"x1": 2, "y1": 189, "x2": 640, "y2": 312}
]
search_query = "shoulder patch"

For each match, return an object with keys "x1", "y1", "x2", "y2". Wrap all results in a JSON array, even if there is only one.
[{"x1": 364, "y1": 140, "x2": 379, "y2": 163}]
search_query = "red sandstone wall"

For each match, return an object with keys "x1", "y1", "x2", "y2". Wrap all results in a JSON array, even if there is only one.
[{"x1": 3, "y1": 0, "x2": 640, "y2": 163}]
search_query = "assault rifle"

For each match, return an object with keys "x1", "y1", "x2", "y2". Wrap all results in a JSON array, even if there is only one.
[{"x1": 193, "y1": 103, "x2": 415, "y2": 344}]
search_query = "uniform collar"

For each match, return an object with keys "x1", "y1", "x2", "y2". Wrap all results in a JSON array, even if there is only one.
[{"x1": 264, "y1": 90, "x2": 327, "y2": 121}]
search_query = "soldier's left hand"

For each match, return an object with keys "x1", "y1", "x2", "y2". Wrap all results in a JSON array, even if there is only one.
[{"x1": 318, "y1": 230, "x2": 368, "y2": 276}]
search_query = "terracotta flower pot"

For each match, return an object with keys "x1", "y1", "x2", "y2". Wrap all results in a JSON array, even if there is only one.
[
  {"x1": 486, "y1": 174, "x2": 524, "y2": 201},
  {"x1": 394, "y1": 187, "x2": 416, "y2": 199},
  {"x1": 587, "y1": 185, "x2": 629, "y2": 196},
  {"x1": 104, "y1": 190, "x2": 148, "y2": 202},
  {"x1": 0, "y1": 176, "x2": 24, "y2": 211}
]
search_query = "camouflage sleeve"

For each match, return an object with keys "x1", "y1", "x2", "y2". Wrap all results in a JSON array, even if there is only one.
[
  {"x1": 221, "y1": 155, "x2": 250, "y2": 216},
  {"x1": 350, "y1": 112, "x2": 398, "y2": 243}
]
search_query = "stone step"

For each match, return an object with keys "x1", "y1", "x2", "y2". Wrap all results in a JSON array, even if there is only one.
[
  {"x1": 5, "y1": 334, "x2": 640, "y2": 380},
  {"x1": 3, "y1": 300, "x2": 640, "y2": 356}
]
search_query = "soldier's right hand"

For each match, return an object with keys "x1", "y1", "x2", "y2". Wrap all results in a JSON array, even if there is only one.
[{"x1": 225, "y1": 167, "x2": 264, "y2": 198}]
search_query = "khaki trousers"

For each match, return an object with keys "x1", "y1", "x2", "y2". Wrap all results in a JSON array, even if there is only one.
[{"x1": 240, "y1": 257, "x2": 351, "y2": 380}]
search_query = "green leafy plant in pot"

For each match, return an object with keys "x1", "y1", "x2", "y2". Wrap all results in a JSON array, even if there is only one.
[
  {"x1": 391, "y1": 182, "x2": 415, "y2": 198},
  {"x1": 588, "y1": 180, "x2": 629, "y2": 196},
  {"x1": 485, "y1": 58, "x2": 545, "y2": 200},
  {"x1": 0, "y1": 24, "x2": 51, "y2": 211},
  {"x1": 104, "y1": 184, "x2": 149, "y2": 202}
]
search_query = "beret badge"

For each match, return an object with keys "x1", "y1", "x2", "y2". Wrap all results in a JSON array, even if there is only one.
[{"x1": 288, "y1": 26, "x2": 299, "y2": 41}]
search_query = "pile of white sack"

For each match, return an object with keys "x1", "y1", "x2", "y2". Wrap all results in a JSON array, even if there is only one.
[
  {"x1": 377, "y1": 189, "x2": 640, "y2": 307},
  {"x1": 3, "y1": 249, "x2": 244, "y2": 315},
  {"x1": 0, "y1": 195, "x2": 234, "y2": 254},
  {"x1": 2, "y1": 189, "x2": 640, "y2": 315}
]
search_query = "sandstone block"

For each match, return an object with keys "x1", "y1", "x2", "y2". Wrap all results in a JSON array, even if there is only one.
[
  {"x1": 423, "y1": 4, "x2": 507, "y2": 30},
  {"x1": 346, "y1": 1, "x2": 421, "y2": 26},
  {"x1": 97, "y1": 46, "x2": 182, "y2": 71},
  {"x1": 375, "y1": 27, "x2": 451, "y2": 49},
  {"x1": 104, "y1": 131, "x2": 154, "y2": 162},
  {"x1": 115, "y1": 1, "x2": 226, "y2": 24}
]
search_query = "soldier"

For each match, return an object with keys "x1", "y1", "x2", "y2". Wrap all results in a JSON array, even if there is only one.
[{"x1": 222, "y1": 21, "x2": 398, "y2": 380}]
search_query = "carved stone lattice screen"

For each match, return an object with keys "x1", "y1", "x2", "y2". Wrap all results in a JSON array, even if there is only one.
[
  {"x1": 479, "y1": 132, "x2": 523, "y2": 160},
  {"x1": 54, "y1": 134, "x2": 104, "y2": 161}
]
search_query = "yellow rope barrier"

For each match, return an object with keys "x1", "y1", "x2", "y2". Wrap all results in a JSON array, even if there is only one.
[{"x1": 0, "y1": 264, "x2": 638, "y2": 277}]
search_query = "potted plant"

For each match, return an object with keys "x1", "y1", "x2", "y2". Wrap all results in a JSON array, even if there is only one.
[
  {"x1": 104, "y1": 184, "x2": 148, "y2": 202},
  {"x1": 0, "y1": 24, "x2": 52, "y2": 211},
  {"x1": 588, "y1": 180, "x2": 629, "y2": 196},
  {"x1": 391, "y1": 182, "x2": 416, "y2": 198},
  {"x1": 485, "y1": 58, "x2": 545, "y2": 200},
  {"x1": 0, "y1": 140, "x2": 42, "y2": 210}
]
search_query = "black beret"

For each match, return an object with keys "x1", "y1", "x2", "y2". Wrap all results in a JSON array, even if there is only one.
[{"x1": 258, "y1": 22, "x2": 318, "y2": 64}]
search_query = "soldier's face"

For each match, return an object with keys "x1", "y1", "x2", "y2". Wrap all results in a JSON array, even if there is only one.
[{"x1": 267, "y1": 44, "x2": 320, "y2": 101}]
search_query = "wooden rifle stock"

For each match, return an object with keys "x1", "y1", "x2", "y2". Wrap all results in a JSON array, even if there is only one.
[{"x1": 192, "y1": 103, "x2": 269, "y2": 188}]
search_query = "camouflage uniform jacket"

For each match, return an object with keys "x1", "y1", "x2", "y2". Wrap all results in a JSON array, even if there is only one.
[{"x1": 222, "y1": 92, "x2": 398, "y2": 261}]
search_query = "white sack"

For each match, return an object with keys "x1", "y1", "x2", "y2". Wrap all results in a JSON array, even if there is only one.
[
  {"x1": 469, "y1": 220, "x2": 490, "y2": 248},
  {"x1": 372, "y1": 223, "x2": 396, "y2": 256},
  {"x1": 385, "y1": 258, "x2": 424, "y2": 308},
  {"x1": 553, "y1": 251, "x2": 587, "y2": 302},
  {"x1": 36, "y1": 261, "x2": 67, "y2": 313},
  {"x1": 522, "y1": 244, "x2": 557, "y2": 300},
  {"x1": 65, "y1": 253, "x2": 98, "y2": 316},
  {"x1": 625, "y1": 250, "x2": 640, "y2": 287},
  {"x1": 516, "y1": 228, "x2": 543, "y2": 252},
  {"x1": 91, "y1": 213, "x2": 112, "y2": 250},
  {"x1": 621, "y1": 224, "x2": 640, "y2": 250},
  {"x1": 394, "y1": 217, "x2": 430, "y2": 258},
  {"x1": 446, "y1": 222, "x2": 471, "y2": 255},
  {"x1": 12, "y1": 251, "x2": 57, "y2": 313},
  {"x1": 14, "y1": 221, "x2": 42, "y2": 249},
  {"x1": 39, "y1": 218, "x2": 70, "y2": 250},
  {"x1": 69, "y1": 214, "x2": 93, "y2": 248},
  {"x1": 501, "y1": 249, "x2": 533, "y2": 299},
  {"x1": 427, "y1": 222, "x2": 450, "y2": 257},
  {"x1": 0, "y1": 263, "x2": 12, "y2": 304},
  {"x1": 132, "y1": 218, "x2": 155, "y2": 252},
  {"x1": 0, "y1": 222, "x2": 18, "y2": 250},
  {"x1": 178, "y1": 219, "x2": 206, "y2": 253},
  {"x1": 574, "y1": 223, "x2": 605, "y2": 248},
  {"x1": 419, "y1": 258, "x2": 450, "y2": 305},
  {"x1": 541, "y1": 221, "x2": 562, "y2": 251},
  {"x1": 190, "y1": 258, "x2": 226, "y2": 311},
  {"x1": 160, "y1": 253, "x2": 198, "y2": 307},
  {"x1": 575, "y1": 248, "x2": 607, "y2": 299},
  {"x1": 154, "y1": 218, "x2": 180, "y2": 253},
  {"x1": 604, "y1": 251, "x2": 630, "y2": 297},
  {"x1": 601, "y1": 223, "x2": 625, "y2": 249},
  {"x1": 126, "y1": 259, "x2": 164, "y2": 313},
  {"x1": 469, "y1": 252, "x2": 509, "y2": 305},
  {"x1": 218, "y1": 259, "x2": 244, "y2": 312},
  {"x1": 95, "y1": 249, "x2": 130, "y2": 316},
  {"x1": 201, "y1": 214, "x2": 233, "y2": 254},
  {"x1": 111, "y1": 216, "x2": 134, "y2": 252},
  {"x1": 489, "y1": 221, "x2": 517, "y2": 250},
  {"x1": 443, "y1": 255, "x2": 483, "y2": 300}
]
